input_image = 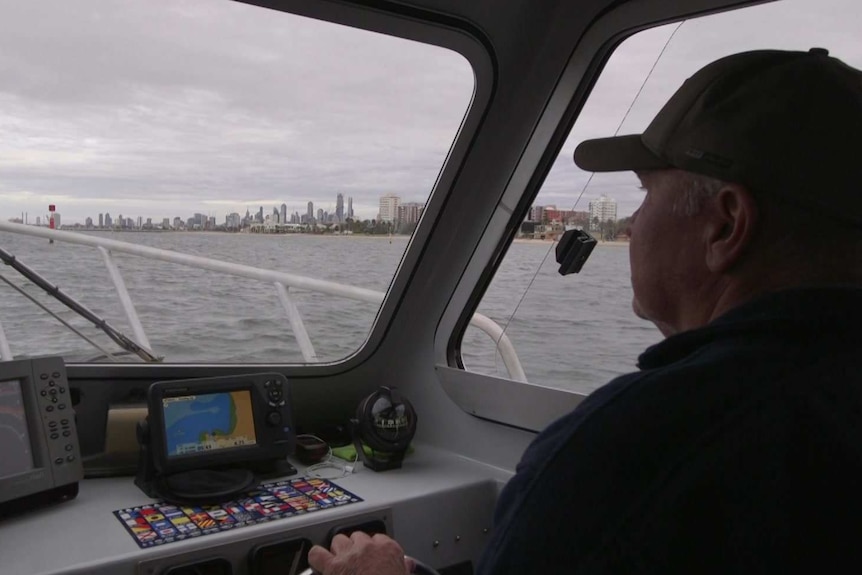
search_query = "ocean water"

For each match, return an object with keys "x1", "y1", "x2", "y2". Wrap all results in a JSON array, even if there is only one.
[{"x1": 0, "y1": 231, "x2": 661, "y2": 394}]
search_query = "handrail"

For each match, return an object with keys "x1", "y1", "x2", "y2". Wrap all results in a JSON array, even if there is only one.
[
  {"x1": 0, "y1": 221, "x2": 528, "y2": 381},
  {"x1": 0, "y1": 245, "x2": 160, "y2": 362},
  {"x1": 0, "y1": 317, "x2": 12, "y2": 361},
  {"x1": 0, "y1": 273, "x2": 123, "y2": 362}
]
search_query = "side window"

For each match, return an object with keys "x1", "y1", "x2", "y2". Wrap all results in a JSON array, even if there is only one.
[
  {"x1": 0, "y1": 1, "x2": 473, "y2": 364},
  {"x1": 461, "y1": 0, "x2": 861, "y2": 395}
]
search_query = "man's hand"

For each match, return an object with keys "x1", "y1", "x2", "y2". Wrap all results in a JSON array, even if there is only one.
[{"x1": 307, "y1": 531, "x2": 416, "y2": 575}]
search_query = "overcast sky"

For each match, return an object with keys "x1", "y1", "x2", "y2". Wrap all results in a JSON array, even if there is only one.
[{"x1": 1, "y1": 0, "x2": 859, "y2": 224}]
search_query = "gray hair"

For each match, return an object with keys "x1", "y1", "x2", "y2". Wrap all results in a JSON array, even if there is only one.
[{"x1": 668, "y1": 171, "x2": 727, "y2": 216}]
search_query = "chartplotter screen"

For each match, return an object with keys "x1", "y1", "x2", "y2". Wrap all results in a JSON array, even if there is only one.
[
  {"x1": 0, "y1": 379, "x2": 34, "y2": 478},
  {"x1": 162, "y1": 391, "x2": 257, "y2": 457}
]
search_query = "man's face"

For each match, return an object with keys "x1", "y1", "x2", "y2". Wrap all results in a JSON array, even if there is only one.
[{"x1": 628, "y1": 170, "x2": 711, "y2": 336}]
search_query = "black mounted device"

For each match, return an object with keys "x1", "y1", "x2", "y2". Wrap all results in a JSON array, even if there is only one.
[
  {"x1": 556, "y1": 228, "x2": 597, "y2": 275},
  {"x1": 351, "y1": 386, "x2": 417, "y2": 472},
  {"x1": 135, "y1": 373, "x2": 297, "y2": 504},
  {"x1": 0, "y1": 356, "x2": 82, "y2": 518}
]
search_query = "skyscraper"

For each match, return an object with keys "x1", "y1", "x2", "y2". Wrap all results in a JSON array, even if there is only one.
[
  {"x1": 378, "y1": 194, "x2": 400, "y2": 222},
  {"x1": 307, "y1": 201, "x2": 314, "y2": 224},
  {"x1": 398, "y1": 202, "x2": 424, "y2": 227},
  {"x1": 281, "y1": 203, "x2": 287, "y2": 223},
  {"x1": 588, "y1": 195, "x2": 617, "y2": 230},
  {"x1": 99, "y1": 213, "x2": 104, "y2": 228},
  {"x1": 348, "y1": 196, "x2": 354, "y2": 219},
  {"x1": 336, "y1": 194, "x2": 344, "y2": 222}
]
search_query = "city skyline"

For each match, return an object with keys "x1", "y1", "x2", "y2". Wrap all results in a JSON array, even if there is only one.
[
  {"x1": 4, "y1": 197, "x2": 378, "y2": 228},
  {"x1": 5, "y1": 191, "x2": 433, "y2": 231},
  {"x1": 3, "y1": 192, "x2": 630, "y2": 228},
  {"x1": 5, "y1": 193, "x2": 618, "y2": 234}
]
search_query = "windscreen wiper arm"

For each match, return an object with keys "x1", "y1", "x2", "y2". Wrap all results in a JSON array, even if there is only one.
[{"x1": 0, "y1": 246, "x2": 161, "y2": 363}]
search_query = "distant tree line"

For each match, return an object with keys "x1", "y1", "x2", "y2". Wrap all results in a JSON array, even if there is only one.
[{"x1": 593, "y1": 216, "x2": 632, "y2": 241}]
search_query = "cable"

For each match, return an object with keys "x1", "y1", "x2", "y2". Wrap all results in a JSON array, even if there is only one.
[
  {"x1": 0, "y1": 272, "x2": 120, "y2": 361},
  {"x1": 0, "y1": 245, "x2": 161, "y2": 362},
  {"x1": 299, "y1": 434, "x2": 359, "y2": 479}
]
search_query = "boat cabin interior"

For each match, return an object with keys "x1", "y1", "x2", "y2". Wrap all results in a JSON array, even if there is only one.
[{"x1": 0, "y1": 0, "x2": 857, "y2": 573}]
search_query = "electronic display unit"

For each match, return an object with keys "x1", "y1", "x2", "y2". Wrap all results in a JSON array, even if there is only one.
[
  {"x1": 0, "y1": 356, "x2": 82, "y2": 513},
  {"x1": 147, "y1": 373, "x2": 296, "y2": 476}
]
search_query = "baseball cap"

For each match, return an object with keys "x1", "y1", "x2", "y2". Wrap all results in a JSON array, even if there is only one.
[{"x1": 573, "y1": 48, "x2": 862, "y2": 225}]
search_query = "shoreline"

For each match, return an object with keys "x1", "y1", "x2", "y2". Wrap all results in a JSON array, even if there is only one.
[
  {"x1": 513, "y1": 237, "x2": 629, "y2": 246},
  {"x1": 66, "y1": 228, "x2": 629, "y2": 245}
]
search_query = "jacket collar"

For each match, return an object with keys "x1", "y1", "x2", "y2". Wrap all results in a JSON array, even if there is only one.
[{"x1": 637, "y1": 287, "x2": 862, "y2": 370}]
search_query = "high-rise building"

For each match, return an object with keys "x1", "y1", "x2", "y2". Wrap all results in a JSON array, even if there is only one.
[
  {"x1": 173, "y1": 217, "x2": 183, "y2": 229},
  {"x1": 397, "y1": 202, "x2": 424, "y2": 227},
  {"x1": 105, "y1": 213, "x2": 113, "y2": 228},
  {"x1": 85, "y1": 217, "x2": 93, "y2": 228},
  {"x1": 307, "y1": 201, "x2": 314, "y2": 224},
  {"x1": 347, "y1": 196, "x2": 353, "y2": 219},
  {"x1": 336, "y1": 194, "x2": 344, "y2": 222},
  {"x1": 99, "y1": 213, "x2": 104, "y2": 228},
  {"x1": 588, "y1": 195, "x2": 617, "y2": 230},
  {"x1": 281, "y1": 203, "x2": 287, "y2": 223},
  {"x1": 528, "y1": 205, "x2": 547, "y2": 222},
  {"x1": 378, "y1": 194, "x2": 400, "y2": 223},
  {"x1": 162, "y1": 218, "x2": 171, "y2": 229}
]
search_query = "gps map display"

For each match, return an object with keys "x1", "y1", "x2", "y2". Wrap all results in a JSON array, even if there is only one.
[
  {"x1": 162, "y1": 391, "x2": 257, "y2": 457},
  {"x1": 0, "y1": 379, "x2": 34, "y2": 478}
]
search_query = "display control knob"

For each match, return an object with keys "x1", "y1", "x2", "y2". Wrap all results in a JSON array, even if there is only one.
[{"x1": 266, "y1": 411, "x2": 282, "y2": 427}]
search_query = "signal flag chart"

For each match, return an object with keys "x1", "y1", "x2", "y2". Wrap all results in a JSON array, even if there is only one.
[{"x1": 114, "y1": 477, "x2": 363, "y2": 548}]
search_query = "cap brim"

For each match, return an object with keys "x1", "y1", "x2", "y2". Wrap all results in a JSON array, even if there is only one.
[{"x1": 573, "y1": 134, "x2": 670, "y2": 172}]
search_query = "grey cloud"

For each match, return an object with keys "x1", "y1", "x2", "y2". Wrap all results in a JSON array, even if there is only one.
[{"x1": 1, "y1": 0, "x2": 860, "y2": 224}]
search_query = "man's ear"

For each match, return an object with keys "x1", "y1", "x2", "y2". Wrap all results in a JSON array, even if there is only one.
[{"x1": 704, "y1": 184, "x2": 758, "y2": 273}]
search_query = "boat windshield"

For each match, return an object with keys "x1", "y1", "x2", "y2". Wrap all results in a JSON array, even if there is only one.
[
  {"x1": 0, "y1": 0, "x2": 474, "y2": 364},
  {"x1": 462, "y1": 0, "x2": 862, "y2": 396}
]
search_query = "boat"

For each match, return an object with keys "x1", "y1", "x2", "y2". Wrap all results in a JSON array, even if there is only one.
[{"x1": 0, "y1": 0, "x2": 855, "y2": 573}]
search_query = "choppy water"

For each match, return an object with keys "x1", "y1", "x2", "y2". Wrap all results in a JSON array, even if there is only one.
[{"x1": 0, "y1": 231, "x2": 661, "y2": 394}]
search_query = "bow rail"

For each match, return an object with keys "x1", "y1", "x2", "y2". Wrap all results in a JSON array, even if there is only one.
[{"x1": 0, "y1": 221, "x2": 527, "y2": 381}]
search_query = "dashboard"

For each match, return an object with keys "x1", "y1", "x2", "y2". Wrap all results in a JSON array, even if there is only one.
[{"x1": 0, "y1": 446, "x2": 502, "y2": 575}]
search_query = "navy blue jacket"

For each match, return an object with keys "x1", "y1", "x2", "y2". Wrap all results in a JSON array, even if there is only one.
[{"x1": 478, "y1": 288, "x2": 862, "y2": 574}]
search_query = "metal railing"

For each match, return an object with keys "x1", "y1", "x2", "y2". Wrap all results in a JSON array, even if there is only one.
[{"x1": 0, "y1": 221, "x2": 527, "y2": 381}]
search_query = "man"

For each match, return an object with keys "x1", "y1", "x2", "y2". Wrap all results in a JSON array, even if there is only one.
[{"x1": 309, "y1": 47, "x2": 862, "y2": 574}]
